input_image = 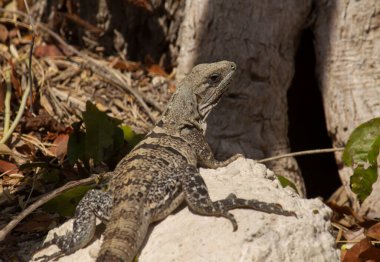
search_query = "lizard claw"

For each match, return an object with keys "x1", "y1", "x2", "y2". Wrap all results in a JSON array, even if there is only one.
[{"x1": 222, "y1": 212, "x2": 238, "y2": 231}]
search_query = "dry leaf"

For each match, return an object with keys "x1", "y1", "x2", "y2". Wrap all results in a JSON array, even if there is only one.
[
  {"x1": 0, "y1": 143, "x2": 14, "y2": 156},
  {"x1": 10, "y1": 67, "x2": 22, "y2": 97},
  {"x1": 34, "y1": 44, "x2": 63, "y2": 58},
  {"x1": 110, "y1": 58, "x2": 141, "y2": 71},
  {"x1": 15, "y1": 143, "x2": 35, "y2": 157},
  {"x1": 0, "y1": 159, "x2": 20, "y2": 175},
  {"x1": 340, "y1": 249, "x2": 347, "y2": 261},
  {"x1": 343, "y1": 238, "x2": 380, "y2": 262},
  {"x1": 15, "y1": 0, "x2": 26, "y2": 12},
  {"x1": 147, "y1": 64, "x2": 168, "y2": 77},
  {"x1": 366, "y1": 222, "x2": 380, "y2": 241},
  {"x1": 0, "y1": 24, "x2": 8, "y2": 42},
  {"x1": 19, "y1": 34, "x2": 34, "y2": 44},
  {"x1": 48, "y1": 134, "x2": 69, "y2": 163},
  {"x1": 65, "y1": 13, "x2": 105, "y2": 34}
]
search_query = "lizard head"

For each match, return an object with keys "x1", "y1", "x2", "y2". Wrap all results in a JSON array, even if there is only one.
[
  {"x1": 158, "y1": 61, "x2": 236, "y2": 132},
  {"x1": 182, "y1": 60, "x2": 237, "y2": 121}
]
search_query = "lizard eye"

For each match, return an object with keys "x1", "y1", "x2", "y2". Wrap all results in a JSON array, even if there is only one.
[{"x1": 209, "y1": 73, "x2": 221, "y2": 84}]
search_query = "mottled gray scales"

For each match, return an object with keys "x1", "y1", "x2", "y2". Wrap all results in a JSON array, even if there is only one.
[
  {"x1": 36, "y1": 190, "x2": 113, "y2": 261},
  {"x1": 36, "y1": 61, "x2": 296, "y2": 262}
]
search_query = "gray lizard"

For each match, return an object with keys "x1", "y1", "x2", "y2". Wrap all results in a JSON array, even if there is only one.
[{"x1": 37, "y1": 61, "x2": 295, "y2": 262}]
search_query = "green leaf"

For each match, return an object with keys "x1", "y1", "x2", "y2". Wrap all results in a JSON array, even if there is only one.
[
  {"x1": 350, "y1": 166, "x2": 377, "y2": 203},
  {"x1": 368, "y1": 135, "x2": 380, "y2": 164},
  {"x1": 120, "y1": 125, "x2": 145, "y2": 150},
  {"x1": 67, "y1": 102, "x2": 125, "y2": 166},
  {"x1": 343, "y1": 117, "x2": 380, "y2": 167},
  {"x1": 83, "y1": 101, "x2": 123, "y2": 163},
  {"x1": 121, "y1": 125, "x2": 135, "y2": 141},
  {"x1": 67, "y1": 129, "x2": 87, "y2": 165},
  {"x1": 343, "y1": 117, "x2": 380, "y2": 202},
  {"x1": 276, "y1": 175, "x2": 299, "y2": 194},
  {"x1": 42, "y1": 185, "x2": 93, "y2": 217}
]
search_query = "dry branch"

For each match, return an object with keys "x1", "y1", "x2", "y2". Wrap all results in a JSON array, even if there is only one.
[{"x1": 258, "y1": 148, "x2": 345, "y2": 163}]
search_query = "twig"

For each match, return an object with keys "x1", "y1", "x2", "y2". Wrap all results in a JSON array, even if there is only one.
[
  {"x1": 23, "y1": 0, "x2": 37, "y2": 113},
  {"x1": 23, "y1": 170, "x2": 37, "y2": 209},
  {"x1": 0, "y1": 173, "x2": 109, "y2": 241},
  {"x1": 22, "y1": 0, "x2": 35, "y2": 29},
  {"x1": 27, "y1": 36, "x2": 35, "y2": 113},
  {"x1": 258, "y1": 148, "x2": 345, "y2": 163},
  {"x1": 64, "y1": 13, "x2": 104, "y2": 34},
  {"x1": 0, "y1": 74, "x2": 31, "y2": 144},
  {"x1": 335, "y1": 240, "x2": 380, "y2": 244},
  {"x1": 3, "y1": 69, "x2": 12, "y2": 134},
  {"x1": 0, "y1": 166, "x2": 19, "y2": 178},
  {"x1": 0, "y1": 17, "x2": 31, "y2": 29}
]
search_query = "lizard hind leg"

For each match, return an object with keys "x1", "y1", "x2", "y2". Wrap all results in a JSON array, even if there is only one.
[
  {"x1": 35, "y1": 189, "x2": 112, "y2": 261},
  {"x1": 182, "y1": 167, "x2": 296, "y2": 232},
  {"x1": 218, "y1": 196, "x2": 297, "y2": 218},
  {"x1": 182, "y1": 167, "x2": 239, "y2": 231}
]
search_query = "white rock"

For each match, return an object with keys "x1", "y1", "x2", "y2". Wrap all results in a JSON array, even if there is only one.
[{"x1": 32, "y1": 158, "x2": 339, "y2": 262}]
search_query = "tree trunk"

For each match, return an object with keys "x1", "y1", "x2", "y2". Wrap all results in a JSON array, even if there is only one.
[
  {"x1": 176, "y1": 0, "x2": 314, "y2": 196},
  {"x1": 314, "y1": 0, "x2": 380, "y2": 216}
]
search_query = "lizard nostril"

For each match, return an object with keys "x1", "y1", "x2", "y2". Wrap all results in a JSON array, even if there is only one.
[{"x1": 230, "y1": 63, "x2": 236, "y2": 70}]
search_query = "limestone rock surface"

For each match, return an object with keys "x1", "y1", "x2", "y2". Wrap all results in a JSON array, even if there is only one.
[{"x1": 33, "y1": 158, "x2": 339, "y2": 262}]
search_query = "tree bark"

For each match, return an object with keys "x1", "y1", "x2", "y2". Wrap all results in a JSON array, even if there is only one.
[
  {"x1": 176, "y1": 0, "x2": 314, "y2": 196},
  {"x1": 314, "y1": 0, "x2": 380, "y2": 216}
]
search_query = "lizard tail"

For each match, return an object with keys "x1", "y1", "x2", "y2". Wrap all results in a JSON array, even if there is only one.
[{"x1": 97, "y1": 205, "x2": 149, "y2": 262}]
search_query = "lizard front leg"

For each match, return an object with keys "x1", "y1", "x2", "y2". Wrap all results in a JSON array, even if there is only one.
[
  {"x1": 35, "y1": 189, "x2": 112, "y2": 261},
  {"x1": 182, "y1": 166, "x2": 296, "y2": 231},
  {"x1": 182, "y1": 128, "x2": 243, "y2": 169}
]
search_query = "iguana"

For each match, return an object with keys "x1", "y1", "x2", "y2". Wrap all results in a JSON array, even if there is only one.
[{"x1": 37, "y1": 61, "x2": 295, "y2": 262}]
